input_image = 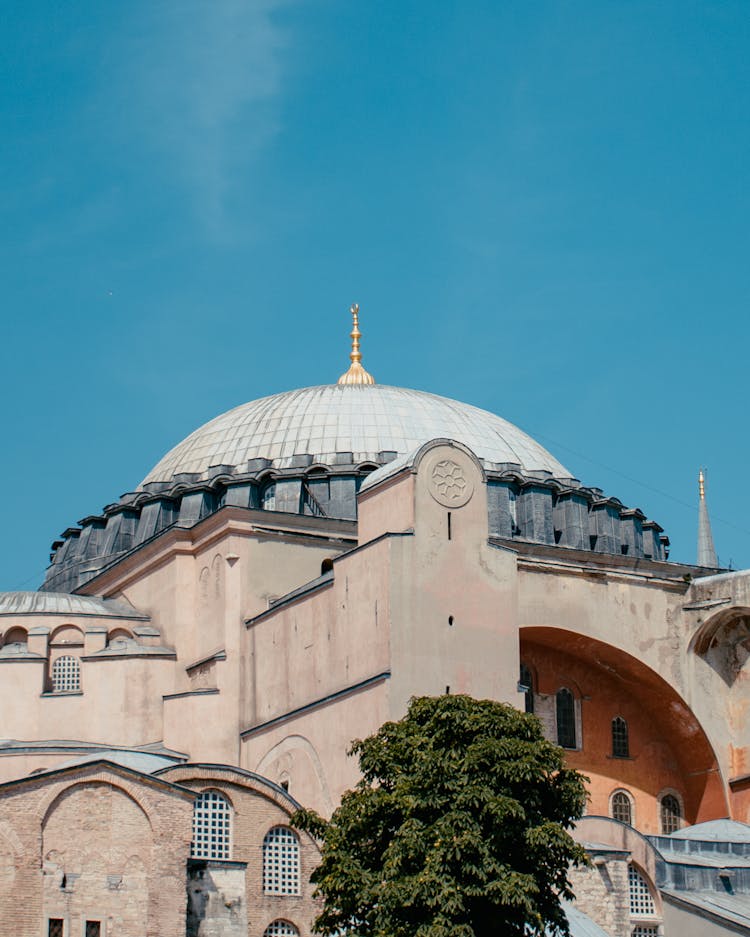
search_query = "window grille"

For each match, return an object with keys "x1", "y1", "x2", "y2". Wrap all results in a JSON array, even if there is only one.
[
  {"x1": 85, "y1": 923, "x2": 101, "y2": 937},
  {"x1": 660, "y1": 794, "x2": 681, "y2": 835},
  {"x1": 632, "y1": 928, "x2": 659, "y2": 937},
  {"x1": 263, "y1": 922, "x2": 299, "y2": 937},
  {"x1": 519, "y1": 664, "x2": 534, "y2": 714},
  {"x1": 48, "y1": 921, "x2": 64, "y2": 937},
  {"x1": 51, "y1": 655, "x2": 80, "y2": 693},
  {"x1": 263, "y1": 826, "x2": 301, "y2": 895},
  {"x1": 612, "y1": 716, "x2": 629, "y2": 758},
  {"x1": 191, "y1": 790, "x2": 232, "y2": 859},
  {"x1": 628, "y1": 865, "x2": 656, "y2": 917},
  {"x1": 556, "y1": 688, "x2": 576, "y2": 748},
  {"x1": 611, "y1": 791, "x2": 633, "y2": 825}
]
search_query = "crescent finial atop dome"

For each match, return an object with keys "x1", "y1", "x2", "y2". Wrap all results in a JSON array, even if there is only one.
[{"x1": 337, "y1": 303, "x2": 376, "y2": 385}]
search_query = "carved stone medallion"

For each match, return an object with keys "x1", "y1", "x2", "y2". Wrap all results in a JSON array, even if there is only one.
[{"x1": 428, "y1": 458, "x2": 474, "y2": 507}]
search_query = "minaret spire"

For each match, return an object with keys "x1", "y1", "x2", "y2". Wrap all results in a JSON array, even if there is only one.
[
  {"x1": 337, "y1": 303, "x2": 376, "y2": 385},
  {"x1": 697, "y1": 468, "x2": 718, "y2": 567}
]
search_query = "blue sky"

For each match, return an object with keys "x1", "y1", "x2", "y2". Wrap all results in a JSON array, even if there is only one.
[{"x1": 1, "y1": 0, "x2": 748, "y2": 589}]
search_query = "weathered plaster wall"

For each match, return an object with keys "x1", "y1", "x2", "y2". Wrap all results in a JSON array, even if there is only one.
[
  {"x1": 242, "y1": 679, "x2": 389, "y2": 816},
  {"x1": 387, "y1": 442, "x2": 519, "y2": 717},
  {"x1": 357, "y1": 472, "x2": 414, "y2": 544}
]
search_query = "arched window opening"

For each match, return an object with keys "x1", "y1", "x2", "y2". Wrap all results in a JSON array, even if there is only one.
[
  {"x1": 261, "y1": 482, "x2": 277, "y2": 511},
  {"x1": 51, "y1": 655, "x2": 80, "y2": 693},
  {"x1": 611, "y1": 790, "x2": 633, "y2": 825},
  {"x1": 612, "y1": 716, "x2": 629, "y2": 758},
  {"x1": 519, "y1": 663, "x2": 534, "y2": 714},
  {"x1": 321, "y1": 557, "x2": 334, "y2": 575},
  {"x1": 191, "y1": 790, "x2": 232, "y2": 859},
  {"x1": 263, "y1": 826, "x2": 301, "y2": 895},
  {"x1": 108, "y1": 628, "x2": 132, "y2": 643},
  {"x1": 556, "y1": 688, "x2": 576, "y2": 749},
  {"x1": 49, "y1": 624, "x2": 84, "y2": 646},
  {"x1": 628, "y1": 865, "x2": 656, "y2": 917},
  {"x1": 4, "y1": 627, "x2": 28, "y2": 647},
  {"x1": 263, "y1": 922, "x2": 299, "y2": 937},
  {"x1": 660, "y1": 793, "x2": 682, "y2": 835}
]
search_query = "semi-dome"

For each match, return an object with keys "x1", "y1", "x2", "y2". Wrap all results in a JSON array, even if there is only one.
[{"x1": 141, "y1": 383, "x2": 570, "y2": 486}]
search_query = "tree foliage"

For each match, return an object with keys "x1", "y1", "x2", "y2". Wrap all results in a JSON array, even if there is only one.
[{"x1": 293, "y1": 694, "x2": 588, "y2": 937}]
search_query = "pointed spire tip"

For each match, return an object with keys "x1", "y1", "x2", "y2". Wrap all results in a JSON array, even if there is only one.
[{"x1": 337, "y1": 302, "x2": 376, "y2": 385}]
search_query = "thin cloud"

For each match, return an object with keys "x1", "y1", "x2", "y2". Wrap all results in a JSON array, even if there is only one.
[{"x1": 118, "y1": 0, "x2": 288, "y2": 238}]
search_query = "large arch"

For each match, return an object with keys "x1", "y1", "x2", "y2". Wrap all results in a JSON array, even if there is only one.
[
  {"x1": 42, "y1": 780, "x2": 154, "y2": 934},
  {"x1": 256, "y1": 735, "x2": 334, "y2": 816},
  {"x1": 521, "y1": 627, "x2": 728, "y2": 832}
]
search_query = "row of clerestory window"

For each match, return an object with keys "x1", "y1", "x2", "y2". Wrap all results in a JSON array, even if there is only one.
[
  {"x1": 519, "y1": 665, "x2": 631, "y2": 756},
  {"x1": 611, "y1": 788, "x2": 683, "y2": 835},
  {"x1": 191, "y1": 790, "x2": 302, "y2": 896}
]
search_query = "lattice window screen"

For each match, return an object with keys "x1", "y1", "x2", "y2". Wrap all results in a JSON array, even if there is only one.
[
  {"x1": 52, "y1": 655, "x2": 80, "y2": 692},
  {"x1": 263, "y1": 921, "x2": 299, "y2": 937},
  {"x1": 263, "y1": 826, "x2": 301, "y2": 895},
  {"x1": 629, "y1": 865, "x2": 656, "y2": 917},
  {"x1": 191, "y1": 790, "x2": 232, "y2": 859}
]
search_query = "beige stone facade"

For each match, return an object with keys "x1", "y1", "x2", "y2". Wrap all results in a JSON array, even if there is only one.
[{"x1": 1, "y1": 378, "x2": 749, "y2": 935}]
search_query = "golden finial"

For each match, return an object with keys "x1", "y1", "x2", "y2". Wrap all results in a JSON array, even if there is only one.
[
  {"x1": 337, "y1": 303, "x2": 376, "y2": 385},
  {"x1": 699, "y1": 468, "x2": 706, "y2": 500}
]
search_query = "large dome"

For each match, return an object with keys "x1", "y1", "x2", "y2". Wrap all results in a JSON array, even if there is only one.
[{"x1": 140, "y1": 384, "x2": 570, "y2": 486}]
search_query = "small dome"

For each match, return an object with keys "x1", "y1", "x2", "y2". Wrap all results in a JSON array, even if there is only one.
[
  {"x1": 140, "y1": 384, "x2": 570, "y2": 486},
  {"x1": 0, "y1": 592, "x2": 148, "y2": 619}
]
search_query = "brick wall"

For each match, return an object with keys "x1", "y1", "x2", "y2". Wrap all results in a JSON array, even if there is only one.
[
  {"x1": 161, "y1": 766, "x2": 322, "y2": 937},
  {"x1": 0, "y1": 763, "x2": 193, "y2": 937}
]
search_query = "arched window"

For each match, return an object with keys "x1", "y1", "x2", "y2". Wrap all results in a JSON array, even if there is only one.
[
  {"x1": 263, "y1": 922, "x2": 299, "y2": 937},
  {"x1": 51, "y1": 655, "x2": 80, "y2": 693},
  {"x1": 610, "y1": 790, "x2": 633, "y2": 825},
  {"x1": 556, "y1": 688, "x2": 576, "y2": 749},
  {"x1": 263, "y1": 826, "x2": 301, "y2": 895},
  {"x1": 612, "y1": 716, "x2": 629, "y2": 758},
  {"x1": 191, "y1": 790, "x2": 232, "y2": 859},
  {"x1": 519, "y1": 663, "x2": 534, "y2": 714},
  {"x1": 628, "y1": 865, "x2": 656, "y2": 917},
  {"x1": 261, "y1": 482, "x2": 277, "y2": 511},
  {"x1": 660, "y1": 793, "x2": 682, "y2": 834}
]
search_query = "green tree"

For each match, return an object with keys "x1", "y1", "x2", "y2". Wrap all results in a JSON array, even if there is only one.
[{"x1": 293, "y1": 694, "x2": 588, "y2": 937}]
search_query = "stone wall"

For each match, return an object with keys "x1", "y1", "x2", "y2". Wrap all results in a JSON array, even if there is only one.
[
  {"x1": 568, "y1": 852, "x2": 631, "y2": 937},
  {"x1": 187, "y1": 860, "x2": 249, "y2": 937}
]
